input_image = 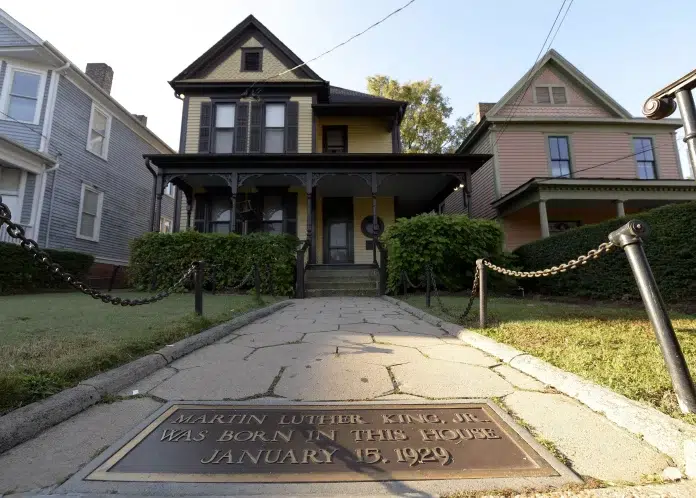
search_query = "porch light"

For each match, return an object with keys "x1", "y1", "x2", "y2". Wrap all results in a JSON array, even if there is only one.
[
  {"x1": 454, "y1": 186, "x2": 459, "y2": 191},
  {"x1": 459, "y1": 184, "x2": 464, "y2": 188}
]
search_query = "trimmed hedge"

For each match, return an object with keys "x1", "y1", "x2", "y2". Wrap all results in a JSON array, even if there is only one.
[
  {"x1": 0, "y1": 243, "x2": 94, "y2": 294},
  {"x1": 382, "y1": 213, "x2": 504, "y2": 293},
  {"x1": 514, "y1": 201, "x2": 696, "y2": 302},
  {"x1": 129, "y1": 231, "x2": 298, "y2": 296}
]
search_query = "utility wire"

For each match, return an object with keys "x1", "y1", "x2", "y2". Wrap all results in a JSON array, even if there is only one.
[
  {"x1": 0, "y1": 108, "x2": 50, "y2": 142},
  {"x1": 491, "y1": 0, "x2": 574, "y2": 148},
  {"x1": 243, "y1": 0, "x2": 418, "y2": 98}
]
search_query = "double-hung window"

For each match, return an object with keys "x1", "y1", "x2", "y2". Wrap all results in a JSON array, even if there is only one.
[
  {"x1": 548, "y1": 136, "x2": 572, "y2": 177},
  {"x1": 264, "y1": 103, "x2": 285, "y2": 153},
  {"x1": 633, "y1": 137, "x2": 656, "y2": 179},
  {"x1": 87, "y1": 103, "x2": 111, "y2": 159},
  {"x1": 76, "y1": 184, "x2": 104, "y2": 241},
  {"x1": 214, "y1": 104, "x2": 235, "y2": 153},
  {"x1": 1, "y1": 65, "x2": 45, "y2": 124}
]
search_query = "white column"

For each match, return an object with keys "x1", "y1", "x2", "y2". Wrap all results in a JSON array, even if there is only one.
[
  {"x1": 539, "y1": 200, "x2": 550, "y2": 238},
  {"x1": 615, "y1": 199, "x2": 625, "y2": 218}
]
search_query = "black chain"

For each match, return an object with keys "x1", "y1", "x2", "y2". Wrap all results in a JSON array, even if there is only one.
[
  {"x1": 427, "y1": 263, "x2": 480, "y2": 323},
  {"x1": 401, "y1": 270, "x2": 420, "y2": 290},
  {"x1": 0, "y1": 196, "x2": 196, "y2": 306}
]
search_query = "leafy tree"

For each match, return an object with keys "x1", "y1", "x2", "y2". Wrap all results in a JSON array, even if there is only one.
[{"x1": 367, "y1": 75, "x2": 474, "y2": 153}]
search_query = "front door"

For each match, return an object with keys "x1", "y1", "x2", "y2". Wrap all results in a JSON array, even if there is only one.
[{"x1": 323, "y1": 197, "x2": 353, "y2": 264}]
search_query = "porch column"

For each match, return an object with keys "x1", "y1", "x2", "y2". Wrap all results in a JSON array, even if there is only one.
[
  {"x1": 371, "y1": 172, "x2": 378, "y2": 265},
  {"x1": 538, "y1": 199, "x2": 550, "y2": 239},
  {"x1": 615, "y1": 199, "x2": 626, "y2": 218},
  {"x1": 229, "y1": 172, "x2": 238, "y2": 234},
  {"x1": 464, "y1": 171, "x2": 472, "y2": 217},
  {"x1": 184, "y1": 189, "x2": 193, "y2": 231},
  {"x1": 305, "y1": 171, "x2": 313, "y2": 245},
  {"x1": 153, "y1": 172, "x2": 164, "y2": 232}
]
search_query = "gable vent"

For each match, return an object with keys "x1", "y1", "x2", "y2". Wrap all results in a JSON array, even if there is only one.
[
  {"x1": 535, "y1": 86, "x2": 551, "y2": 104},
  {"x1": 552, "y1": 86, "x2": 567, "y2": 104}
]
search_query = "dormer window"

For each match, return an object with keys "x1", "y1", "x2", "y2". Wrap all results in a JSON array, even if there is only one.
[
  {"x1": 241, "y1": 48, "x2": 262, "y2": 72},
  {"x1": 535, "y1": 85, "x2": 567, "y2": 104}
]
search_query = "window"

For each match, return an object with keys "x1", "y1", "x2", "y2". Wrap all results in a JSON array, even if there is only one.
[
  {"x1": 0, "y1": 66, "x2": 45, "y2": 124},
  {"x1": 159, "y1": 216, "x2": 173, "y2": 234},
  {"x1": 323, "y1": 126, "x2": 347, "y2": 153},
  {"x1": 549, "y1": 221, "x2": 581, "y2": 234},
  {"x1": 261, "y1": 195, "x2": 283, "y2": 233},
  {"x1": 0, "y1": 166, "x2": 21, "y2": 194},
  {"x1": 164, "y1": 182, "x2": 175, "y2": 197},
  {"x1": 241, "y1": 49, "x2": 262, "y2": 72},
  {"x1": 633, "y1": 137, "x2": 656, "y2": 179},
  {"x1": 76, "y1": 184, "x2": 104, "y2": 241},
  {"x1": 535, "y1": 86, "x2": 567, "y2": 105},
  {"x1": 87, "y1": 103, "x2": 111, "y2": 159},
  {"x1": 214, "y1": 104, "x2": 235, "y2": 153},
  {"x1": 264, "y1": 103, "x2": 285, "y2": 153},
  {"x1": 548, "y1": 136, "x2": 571, "y2": 177}
]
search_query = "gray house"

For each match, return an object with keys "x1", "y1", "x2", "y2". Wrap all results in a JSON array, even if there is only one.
[{"x1": 0, "y1": 9, "x2": 175, "y2": 284}]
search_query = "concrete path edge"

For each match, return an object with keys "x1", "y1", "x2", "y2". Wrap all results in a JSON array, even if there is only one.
[
  {"x1": 0, "y1": 299, "x2": 291, "y2": 456},
  {"x1": 382, "y1": 295, "x2": 696, "y2": 472}
]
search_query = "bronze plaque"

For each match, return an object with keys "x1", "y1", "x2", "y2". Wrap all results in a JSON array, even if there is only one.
[{"x1": 87, "y1": 403, "x2": 558, "y2": 483}]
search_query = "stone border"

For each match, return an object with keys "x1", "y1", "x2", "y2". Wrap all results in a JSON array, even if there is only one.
[
  {"x1": 0, "y1": 299, "x2": 292, "y2": 455},
  {"x1": 383, "y1": 296, "x2": 696, "y2": 473}
]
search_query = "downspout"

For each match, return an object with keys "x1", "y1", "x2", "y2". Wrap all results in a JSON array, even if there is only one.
[
  {"x1": 43, "y1": 159, "x2": 60, "y2": 247},
  {"x1": 146, "y1": 159, "x2": 157, "y2": 231}
]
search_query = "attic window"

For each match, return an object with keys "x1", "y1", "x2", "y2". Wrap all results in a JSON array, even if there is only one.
[
  {"x1": 241, "y1": 49, "x2": 262, "y2": 72},
  {"x1": 535, "y1": 85, "x2": 567, "y2": 104}
]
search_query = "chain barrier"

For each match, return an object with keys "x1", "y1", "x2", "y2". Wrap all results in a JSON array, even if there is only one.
[
  {"x1": 1, "y1": 196, "x2": 197, "y2": 306},
  {"x1": 207, "y1": 263, "x2": 256, "y2": 292},
  {"x1": 427, "y1": 264, "x2": 480, "y2": 322},
  {"x1": 400, "y1": 270, "x2": 420, "y2": 290}
]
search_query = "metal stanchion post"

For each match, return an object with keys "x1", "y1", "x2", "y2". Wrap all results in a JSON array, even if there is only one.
[
  {"x1": 194, "y1": 261, "x2": 204, "y2": 316},
  {"x1": 477, "y1": 259, "x2": 487, "y2": 328},
  {"x1": 609, "y1": 220, "x2": 696, "y2": 413}
]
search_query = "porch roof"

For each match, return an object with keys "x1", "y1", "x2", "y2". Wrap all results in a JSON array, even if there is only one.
[
  {"x1": 493, "y1": 177, "x2": 696, "y2": 215},
  {"x1": 0, "y1": 135, "x2": 56, "y2": 174}
]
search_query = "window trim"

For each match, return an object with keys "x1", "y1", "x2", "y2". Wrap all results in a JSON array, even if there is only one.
[
  {"x1": 322, "y1": 125, "x2": 349, "y2": 153},
  {"x1": 164, "y1": 182, "x2": 175, "y2": 198},
  {"x1": 86, "y1": 102, "x2": 112, "y2": 160},
  {"x1": 240, "y1": 48, "x2": 263, "y2": 72},
  {"x1": 534, "y1": 85, "x2": 567, "y2": 105},
  {"x1": 211, "y1": 100, "x2": 237, "y2": 153},
  {"x1": 631, "y1": 136, "x2": 659, "y2": 180},
  {"x1": 546, "y1": 134, "x2": 573, "y2": 178},
  {"x1": 0, "y1": 62, "x2": 48, "y2": 125},
  {"x1": 263, "y1": 101, "x2": 287, "y2": 153},
  {"x1": 76, "y1": 183, "x2": 104, "y2": 242}
]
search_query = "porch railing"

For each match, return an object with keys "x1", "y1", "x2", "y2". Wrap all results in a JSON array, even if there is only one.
[
  {"x1": 0, "y1": 223, "x2": 25, "y2": 245},
  {"x1": 375, "y1": 240, "x2": 387, "y2": 296},
  {"x1": 295, "y1": 239, "x2": 311, "y2": 298}
]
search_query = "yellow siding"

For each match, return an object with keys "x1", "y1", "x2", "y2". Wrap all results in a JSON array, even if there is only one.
[
  {"x1": 316, "y1": 116, "x2": 392, "y2": 153},
  {"x1": 315, "y1": 196, "x2": 324, "y2": 262},
  {"x1": 353, "y1": 197, "x2": 395, "y2": 264},
  {"x1": 292, "y1": 96, "x2": 313, "y2": 153},
  {"x1": 185, "y1": 97, "x2": 210, "y2": 153},
  {"x1": 291, "y1": 187, "x2": 307, "y2": 240},
  {"x1": 202, "y1": 36, "x2": 317, "y2": 81}
]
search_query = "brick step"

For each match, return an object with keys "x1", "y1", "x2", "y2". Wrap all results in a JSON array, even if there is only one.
[
  {"x1": 305, "y1": 280, "x2": 377, "y2": 291},
  {"x1": 306, "y1": 288, "x2": 379, "y2": 298}
]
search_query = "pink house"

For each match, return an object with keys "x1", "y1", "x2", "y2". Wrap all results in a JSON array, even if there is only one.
[{"x1": 445, "y1": 49, "x2": 695, "y2": 250}]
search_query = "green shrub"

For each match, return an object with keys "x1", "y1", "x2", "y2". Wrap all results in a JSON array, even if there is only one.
[
  {"x1": 382, "y1": 214, "x2": 504, "y2": 294},
  {"x1": 129, "y1": 231, "x2": 298, "y2": 296},
  {"x1": 514, "y1": 201, "x2": 696, "y2": 302},
  {"x1": 0, "y1": 243, "x2": 94, "y2": 295}
]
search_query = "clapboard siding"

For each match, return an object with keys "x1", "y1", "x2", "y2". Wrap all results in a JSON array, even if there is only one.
[
  {"x1": 20, "y1": 172, "x2": 35, "y2": 223},
  {"x1": 315, "y1": 116, "x2": 392, "y2": 153},
  {"x1": 38, "y1": 76, "x2": 175, "y2": 263},
  {"x1": 0, "y1": 63, "x2": 51, "y2": 150},
  {"x1": 0, "y1": 19, "x2": 34, "y2": 46}
]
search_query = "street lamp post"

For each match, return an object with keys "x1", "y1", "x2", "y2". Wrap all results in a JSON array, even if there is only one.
[{"x1": 643, "y1": 69, "x2": 696, "y2": 179}]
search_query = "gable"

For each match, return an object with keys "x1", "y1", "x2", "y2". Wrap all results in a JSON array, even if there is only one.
[{"x1": 0, "y1": 18, "x2": 38, "y2": 47}]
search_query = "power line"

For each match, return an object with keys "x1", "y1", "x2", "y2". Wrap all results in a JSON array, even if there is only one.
[
  {"x1": 243, "y1": 0, "x2": 418, "y2": 98},
  {"x1": 0, "y1": 108, "x2": 50, "y2": 142},
  {"x1": 491, "y1": 0, "x2": 574, "y2": 148}
]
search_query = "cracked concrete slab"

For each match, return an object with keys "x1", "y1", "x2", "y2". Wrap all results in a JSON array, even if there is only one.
[
  {"x1": 392, "y1": 360, "x2": 515, "y2": 398},
  {"x1": 275, "y1": 358, "x2": 393, "y2": 400},
  {"x1": 231, "y1": 323, "x2": 283, "y2": 335},
  {"x1": 279, "y1": 322, "x2": 340, "y2": 333},
  {"x1": 504, "y1": 391, "x2": 671, "y2": 483},
  {"x1": 336, "y1": 342, "x2": 426, "y2": 366},
  {"x1": 420, "y1": 344, "x2": 499, "y2": 367},
  {"x1": 169, "y1": 343, "x2": 254, "y2": 369},
  {"x1": 394, "y1": 321, "x2": 448, "y2": 335},
  {"x1": 0, "y1": 398, "x2": 161, "y2": 494},
  {"x1": 302, "y1": 331, "x2": 373, "y2": 345},
  {"x1": 117, "y1": 367, "x2": 177, "y2": 396},
  {"x1": 373, "y1": 331, "x2": 447, "y2": 347},
  {"x1": 232, "y1": 331, "x2": 304, "y2": 348},
  {"x1": 493, "y1": 364, "x2": 547, "y2": 391},
  {"x1": 244, "y1": 343, "x2": 336, "y2": 368},
  {"x1": 338, "y1": 323, "x2": 400, "y2": 333}
]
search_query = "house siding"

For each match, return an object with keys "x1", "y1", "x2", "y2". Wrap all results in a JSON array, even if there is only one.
[
  {"x1": 353, "y1": 196, "x2": 394, "y2": 264},
  {"x1": 20, "y1": 172, "x2": 35, "y2": 223},
  {"x1": 184, "y1": 96, "x2": 210, "y2": 153},
  {"x1": 38, "y1": 76, "x2": 175, "y2": 264},
  {"x1": 315, "y1": 116, "x2": 392, "y2": 153},
  {"x1": 497, "y1": 67, "x2": 613, "y2": 119},
  {"x1": 0, "y1": 19, "x2": 34, "y2": 46},
  {"x1": 0, "y1": 62, "x2": 51, "y2": 150}
]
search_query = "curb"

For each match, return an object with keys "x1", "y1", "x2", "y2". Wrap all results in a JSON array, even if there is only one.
[
  {"x1": 0, "y1": 299, "x2": 292, "y2": 455},
  {"x1": 383, "y1": 295, "x2": 696, "y2": 470}
]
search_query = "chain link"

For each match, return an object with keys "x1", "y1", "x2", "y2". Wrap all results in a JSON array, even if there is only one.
[
  {"x1": 428, "y1": 264, "x2": 480, "y2": 322},
  {"x1": 483, "y1": 242, "x2": 615, "y2": 278},
  {"x1": 1, "y1": 196, "x2": 197, "y2": 306}
]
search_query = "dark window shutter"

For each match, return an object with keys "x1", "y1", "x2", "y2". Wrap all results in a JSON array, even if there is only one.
[
  {"x1": 198, "y1": 102, "x2": 212, "y2": 153},
  {"x1": 286, "y1": 101, "x2": 299, "y2": 153},
  {"x1": 235, "y1": 102, "x2": 249, "y2": 153},
  {"x1": 249, "y1": 101, "x2": 263, "y2": 153}
]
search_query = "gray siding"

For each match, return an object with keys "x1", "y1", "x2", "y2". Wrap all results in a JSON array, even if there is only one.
[
  {"x1": 20, "y1": 172, "x2": 35, "y2": 223},
  {"x1": 38, "y1": 76, "x2": 175, "y2": 264},
  {"x1": 0, "y1": 62, "x2": 51, "y2": 150},
  {"x1": 0, "y1": 19, "x2": 36, "y2": 46}
]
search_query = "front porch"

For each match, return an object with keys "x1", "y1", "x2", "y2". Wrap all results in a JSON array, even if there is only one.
[{"x1": 494, "y1": 178, "x2": 696, "y2": 250}]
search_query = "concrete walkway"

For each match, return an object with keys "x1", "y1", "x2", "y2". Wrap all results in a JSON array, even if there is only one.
[{"x1": 0, "y1": 297, "x2": 686, "y2": 495}]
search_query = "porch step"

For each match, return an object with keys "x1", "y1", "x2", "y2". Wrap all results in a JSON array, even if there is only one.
[
  {"x1": 306, "y1": 288, "x2": 379, "y2": 298},
  {"x1": 306, "y1": 273, "x2": 376, "y2": 282},
  {"x1": 304, "y1": 264, "x2": 379, "y2": 297},
  {"x1": 306, "y1": 280, "x2": 377, "y2": 291}
]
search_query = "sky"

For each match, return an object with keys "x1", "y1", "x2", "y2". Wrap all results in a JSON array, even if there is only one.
[{"x1": 4, "y1": 0, "x2": 694, "y2": 175}]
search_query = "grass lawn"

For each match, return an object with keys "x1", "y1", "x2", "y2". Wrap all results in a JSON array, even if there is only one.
[
  {"x1": 0, "y1": 291, "x2": 282, "y2": 414},
  {"x1": 403, "y1": 294, "x2": 696, "y2": 424}
]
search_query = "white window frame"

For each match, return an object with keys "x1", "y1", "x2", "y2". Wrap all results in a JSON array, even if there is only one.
[
  {"x1": 164, "y1": 182, "x2": 175, "y2": 198},
  {"x1": 0, "y1": 61, "x2": 48, "y2": 125},
  {"x1": 534, "y1": 85, "x2": 567, "y2": 105},
  {"x1": 160, "y1": 216, "x2": 173, "y2": 234},
  {"x1": 76, "y1": 183, "x2": 104, "y2": 242},
  {"x1": 86, "y1": 102, "x2": 112, "y2": 160}
]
